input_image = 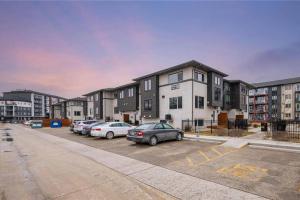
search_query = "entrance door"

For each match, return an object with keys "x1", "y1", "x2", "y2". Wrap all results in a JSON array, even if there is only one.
[
  {"x1": 218, "y1": 112, "x2": 228, "y2": 127},
  {"x1": 123, "y1": 114, "x2": 130, "y2": 123}
]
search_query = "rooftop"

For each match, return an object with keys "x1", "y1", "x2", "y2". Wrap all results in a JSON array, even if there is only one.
[
  {"x1": 252, "y1": 77, "x2": 300, "y2": 88},
  {"x1": 224, "y1": 79, "x2": 255, "y2": 88},
  {"x1": 5, "y1": 89, "x2": 66, "y2": 99},
  {"x1": 133, "y1": 60, "x2": 228, "y2": 81}
]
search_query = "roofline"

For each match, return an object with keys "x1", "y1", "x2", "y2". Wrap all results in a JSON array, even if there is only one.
[
  {"x1": 252, "y1": 77, "x2": 300, "y2": 88},
  {"x1": 4, "y1": 90, "x2": 66, "y2": 99},
  {"x1": 133, "y1": 60, "x2": 228, "y2": 81},
  {"x1": 113, "y1": 82, "x2": 139, "y2": 90},
  {"x1": 224, "y1": 79, "x2": 255, "y2": 89},
  {"x1": 82, "y1": 88, "x2": 115, "y2": 96}
]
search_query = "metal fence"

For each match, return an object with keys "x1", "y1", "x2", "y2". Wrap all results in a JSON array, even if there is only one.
[
  {"x1": 182, "y1": 119, "x2": 249, "y2": 137},
  {"x1": 266, "y1": 120, "x2": 300, "y2": 141}
]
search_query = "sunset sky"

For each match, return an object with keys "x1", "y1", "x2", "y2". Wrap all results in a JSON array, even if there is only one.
[{"x1": 0, "y1": 1, "x2": 300, "y2": 98}]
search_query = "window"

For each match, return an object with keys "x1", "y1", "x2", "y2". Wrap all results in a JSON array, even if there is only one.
[
  {"x1": 194, "y1": 71, "x2": 205, "y2": 82},
  {"x1": 119, "y1": 90, "x2": 124, "y2": 99},
  {"x1": 194, "y1": 119, "x2": 204, "y2": 127},
  {"x1": 195, "y1": 96, "x2": 204, "y2": 109},
  {"x1": 214, "y1": 76, "x2": 221, "y2": 85},
  {"x1": 285, "y1": 104, "x2": 291, "y2": 108},
  {"x1": 272, "y1": 96, "x2": 277, "y2": 100},
  {"x1": 144, "y1": 99, "x2": 152, "y2": 111},
  {"x1": 128, "y1": 88, "x2": 134, "y2": 97},
  {"x1": 74, "y1": 111, "x2": 81, "y2": 116},
  {"x1": 169, "y1": 97, "x2": 182, "y2": 109},
  {"x1": 272, "y1": 87, "x2": 277, "y2": 91},
  {"x1": 285, "y1": 85, "x2": 292, "y2": 90},
  {"x1": 110, "y1": 123, "x2": 121, "y2": 127},
  {"x1": 154, "y1": 123, "x2": 164, "y2": 129},
  {"x1": 214, "y1": 88, "x2": 221, "y2": 101},
  {"x1": 96, "y1": 107, "x2": 99, "y2": 114},
  {"x1": 168, "y1": 72, "x2": 183, "y2": 84},
  {"x1": 285, "y1": 113, "x2": 291, "y2": 118},
  {"x1": 145, "y1": 79, "x2": 152, "y2": 91},
  {"x1": 296, "y1": 103, "x2": 300, "y2": 111},
  {"x1": 296, "y1": 84, "x2": 300, "y2": 92},
  {"x1": 297, "y1": 93, "x2": 300, "y2": 101},
  {"x1": 163, "y1": 123, "x2": 174, "y2": 129},
  {"x1": 95, "y1": 94, "x2": 98, "y2": 101},
  {"x1": 285, "y1": 94, "x2": 291, "y2": 99}
]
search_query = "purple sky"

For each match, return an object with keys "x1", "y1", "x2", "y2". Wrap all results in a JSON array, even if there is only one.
[{"x1": 0, "y1": 1, "x2": 300, "y2": 98}]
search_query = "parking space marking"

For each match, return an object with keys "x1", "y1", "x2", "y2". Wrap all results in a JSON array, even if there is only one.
[
  {"x1": 198, "y1": 150, "x2": 211, "y2": 161},
  {"x1": 211, "y1": 147, "x2": 223, "y2": 156},
  {"x1": 217, "y1": 163, "x2": 268, "y2": 181},
  {"x1": 186, "y1": 156, "x2": 195, "y2": 167}
]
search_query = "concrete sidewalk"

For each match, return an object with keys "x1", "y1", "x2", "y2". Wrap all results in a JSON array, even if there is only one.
[
  {"x1": 184, "y1": 133, "x2": 300, "y2": 152},
  {"x1": 6, "y1": 124, "x2": 267, "y2": 200}
]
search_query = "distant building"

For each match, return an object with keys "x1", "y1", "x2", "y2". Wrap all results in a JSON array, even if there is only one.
[
  {"x1": 51, "y1": 97, "x2": 87, "y2": 121},
  {"x1": 1, "y1": 90, "x2": 66, "y2": 121},
  {"x1": 249, "y1": 77, "x2": 300, "y2": 121}
]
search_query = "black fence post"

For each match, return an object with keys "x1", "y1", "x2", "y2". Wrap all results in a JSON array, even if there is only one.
[{"x1": 211, "y1": 119, "x2": 212, "y2": 134}]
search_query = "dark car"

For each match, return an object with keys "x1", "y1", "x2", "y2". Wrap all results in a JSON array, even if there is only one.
[{"x1": 127, "y1": 123, "x2": 184, "y2": 146}]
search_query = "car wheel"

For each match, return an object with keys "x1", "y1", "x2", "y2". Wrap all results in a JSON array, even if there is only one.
[
  {"x1": 176, "y1": 133, "x2": 183, "y2": 141},
  {"x1": 106, "y1": 131, "x2": 114, "y2": 140},
  {"x1": 149, "y1": 136, "x2": 158, "y2": 146}
]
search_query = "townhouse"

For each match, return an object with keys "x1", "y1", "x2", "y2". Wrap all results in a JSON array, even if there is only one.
[
  {"x1": 80, "y1": 60, "x2": 253, "y2": 129},
  {"x1": 83, "y1": 88, "x2": 115, "y2": 121},
  {"x1": 51, "y1": 97, "x2": 88, "y2": 121},
  {"x1": 249, "y1": 77, "x2": 300, "y2": 121},
  {"x1": 1, "y1": 90, "x2": 66, "y2": 121}
]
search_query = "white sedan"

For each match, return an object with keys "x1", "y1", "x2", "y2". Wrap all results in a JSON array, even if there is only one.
[{"x1": 91, "y1": 122, "x2": 135, "y2": 139}]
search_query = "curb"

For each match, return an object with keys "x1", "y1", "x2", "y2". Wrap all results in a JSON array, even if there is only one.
[{"x1": 184, "y1": 136, "x2": 300, "y2": 153}]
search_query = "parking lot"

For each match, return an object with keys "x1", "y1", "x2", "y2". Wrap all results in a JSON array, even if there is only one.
[{"x1": 37, "y1": 127, "x2": 300, "y2": 200}]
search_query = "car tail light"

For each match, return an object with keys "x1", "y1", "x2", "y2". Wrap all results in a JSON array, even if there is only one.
[
  {"x1": 94, "y1": 128, "x2": 101, "y2": 131},
  {"x1": 137, "y1": 131, "x2": 144, "y2": 137}
]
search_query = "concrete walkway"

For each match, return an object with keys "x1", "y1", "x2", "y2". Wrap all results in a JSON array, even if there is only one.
[
  {"x1": 184, "y1": 133, "x2": 300, "y2": 152},
  {"x1": 2, "y1": 124, "x2": 267, "y2": 200}
]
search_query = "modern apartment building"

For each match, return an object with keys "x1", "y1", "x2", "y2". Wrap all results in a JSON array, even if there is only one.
[
  {"x1": 1, "y1": 90, "x2": 66, "y2": 121},
  {"x1": 81, "y1": 60, "x2": 252, "y2": 129},
  {"x1": 83, "y1": 88, "x2": 115, "y2": 121},
  {"x1": 249, "y1": 77, "x2": 300, "y2": 121},
  {"x1": 0, "y1": 99, "x2": 32, "y2": 121},
  {"x1": 51, "y1": 97, "x2": 88, "y2": 121}
]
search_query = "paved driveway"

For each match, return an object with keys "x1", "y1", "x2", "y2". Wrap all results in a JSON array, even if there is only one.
[{"x1": 39, "y1": 127, "x2": 300, "y2": 200}]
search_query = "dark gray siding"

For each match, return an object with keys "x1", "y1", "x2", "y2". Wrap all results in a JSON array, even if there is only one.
[
  {"x1": 117, "y1": 85, "x2": 139, "y2": 112},
  {"x1": 140, "y1": 76, "x2": 159, "y2": 118},
  {"x1": 207, "y1": 72, "x2": 223, "y2": 107}
]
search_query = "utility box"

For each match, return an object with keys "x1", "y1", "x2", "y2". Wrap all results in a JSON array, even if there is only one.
[{"x1": 50, "y1": 120, "x2": 62, "y2": 128}]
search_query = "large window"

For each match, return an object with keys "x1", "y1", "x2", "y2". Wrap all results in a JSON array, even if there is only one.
[
  {"x1": 168, "y1": 72, "x2": 183, "y2": 84},
  {"x1": 285, "y1": 104, "x2": 291, "y2": 108},
  {"x1": 128, "y1": 88, "x2": 134, "y2": 97},
  {"x1": 214, "y1": 76, "x2": 221, "y2": 85},
  {"x1": 144, "y1": 99, "x2": 152, "y2": 111},
  {"x1": 195, "y1": 96, "x2": 204, "y2": 109},
  {"x1": 296, "y1": 93, "x2": 300, "y2": 101},
  {"x1": 119, "y1": 90, "x2": 124, "y2": 99},
  {"x1": 169, "y1": 97, "x2": 182, "y2": 109},
  {"x1": 145, "y1": 79, "x2": 152, "y2": 91},
  {"x1": 214, "y1": 88, "x2": 221, "y2": 101},
  {"x1": 95, "y1": 94, "x2": 98, "y2": 101},
  {"x1": 194, "y1": 71, "x2": 205, "y2": 82}
]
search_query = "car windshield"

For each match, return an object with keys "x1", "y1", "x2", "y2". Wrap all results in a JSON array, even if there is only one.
[
  {"x1": 135, "y1": 124, "x2": 154, "y2": 130},
  {"x1": 92, "y1": 122, "x2": 106, "y2": 126}
]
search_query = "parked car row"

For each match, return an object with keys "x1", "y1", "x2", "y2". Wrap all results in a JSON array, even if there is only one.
[{"x1": 70, "y1": 120, "x2": 184, "y2": 146}]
